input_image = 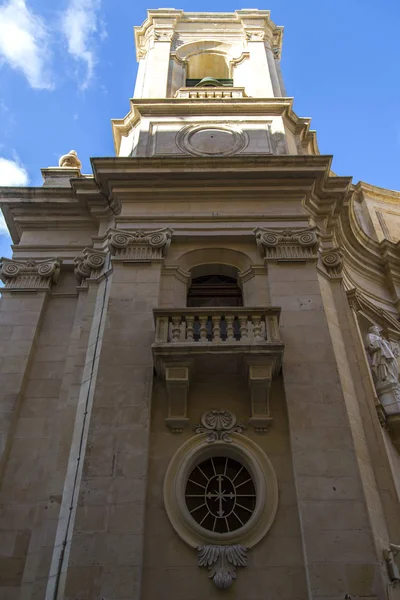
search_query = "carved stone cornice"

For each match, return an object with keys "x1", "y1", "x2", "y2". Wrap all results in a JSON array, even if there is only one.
[
  {"x1": 134, "y1": 9, "x2": 183, "y2": 60},
  {"x1": 334, "y1": 194, "x2": 400, "y2": 313},
  {"x1": 254, "y1": 227, "x2": 319, "y2": 261},
  {"x1": 318, "y1": 248, "x2": 343, "y2": 279},
  {"x1": 74, "y1": 248, "x2": 109, "y2": 286},
  {"x1": 108, "y1": 227, "x2": 173, "y2": 262},
  {"x1": 0, "y1": 257, "x2": 61, "y2": 292}
]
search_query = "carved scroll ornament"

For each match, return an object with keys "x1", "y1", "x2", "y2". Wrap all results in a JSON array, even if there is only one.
[
  {"x1": 255, "y1": 227, "x2": 318, "y2": 261},
  {"x1": 319, "y1": 248, "x2": 343, "y2": 278},
  {"x1": 108, "y1": 227, "x2": 173, "y2": 262},
  {"x1": 193, "y1": 409, "x2": 246, "y2": 443},
  {"x1": 0, "y1": 258, "x2": 61, "y2": 291},
  {"x1": 74, "y1": 248, "x2": 108, "y2": 285}
]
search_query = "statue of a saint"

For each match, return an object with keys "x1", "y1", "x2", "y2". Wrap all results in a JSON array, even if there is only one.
[{"x1": 366, "y1": 326, "x2": 399, "y2": 387}]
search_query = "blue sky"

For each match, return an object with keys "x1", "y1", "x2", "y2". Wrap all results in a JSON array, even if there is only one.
[{"x1": 0, "y1": 0, "x2": 399, "y2": 259}]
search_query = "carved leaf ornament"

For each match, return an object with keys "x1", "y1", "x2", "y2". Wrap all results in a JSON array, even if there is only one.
[{"x1": 197, "y1": 544, "x2": 247, "y2": 589}]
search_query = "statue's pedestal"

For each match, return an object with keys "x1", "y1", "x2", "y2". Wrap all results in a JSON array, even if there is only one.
[{"x1": 376, "y1": 380, "x2": 400, "y2": 415}]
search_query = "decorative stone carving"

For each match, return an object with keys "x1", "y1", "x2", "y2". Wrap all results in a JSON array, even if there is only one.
[
  {"x1": 0, "y1": 258, "x2": 61, "y2": 291},
  {"x1": 245, "y1": 30, "x2": 266, "y2": 41},
  {"x1": 365, "y1": 326, "x2": 400, "y2": 415},
  {"x1": 74, "y1": 248, "x2": 108, "y2": 286},
  {"x1": 108, "y1": 227, "x2": 173, "y2": 262},
  {"x1": 254, "y1": 227, "x2": 319, "y2": 261},
  {"x1": 58, "y1": 150, "x2": 82, "y2": 169},
  {"x1": 272, "y1": 46, "x2": 281, "y2": 59},
  {"x1": 197, "y1": 544, "x2": 247, "y2": 589},
  {"x1": 383, "y1": 544, "x2": 400, "y2": 583},
  {"x1": 154, "y1": 28, "x2": 174, "y2": 42},
  {"x1": 319, "y1": 248, "x2": 343, "y2": 278},
  {"x1": 193, "y1": 410, "x2": 245, "y2": 443}
]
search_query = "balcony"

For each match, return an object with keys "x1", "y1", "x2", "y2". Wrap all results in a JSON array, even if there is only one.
[{"x1": 152, "y1": 307, "x2": 284, "y2": 432}]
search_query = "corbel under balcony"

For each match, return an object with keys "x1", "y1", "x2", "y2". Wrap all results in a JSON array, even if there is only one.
[{"x1": 152, "y1": 307, "x2": 284, "y2": 432}]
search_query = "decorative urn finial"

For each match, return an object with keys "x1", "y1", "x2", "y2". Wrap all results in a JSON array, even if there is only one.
[{"x1": 58, "y1": 150, "x2": 82, "y2": 169}]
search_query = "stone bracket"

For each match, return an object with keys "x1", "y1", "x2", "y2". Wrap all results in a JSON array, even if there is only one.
[
  {"x1": 197, "y1": 544, "x2": 247, "y2": 589},
  {"x1": 246, "y1": 361, "x2": 274, "y2": 431},
  {"x1": 165, "y1": 363, "x2": 191, "y2": 432}
]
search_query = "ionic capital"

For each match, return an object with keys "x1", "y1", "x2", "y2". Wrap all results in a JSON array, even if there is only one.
[{"x1": 0, "y1": 257, "x2": 61, "y2": 292}]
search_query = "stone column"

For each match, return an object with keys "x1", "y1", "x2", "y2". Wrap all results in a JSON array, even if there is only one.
[
  {"x1": 265, "y1": 42, "x2": 282, "y2": 96},
  {"x1": 255, "y1": 228, "x2": 386, "y2": 600},
  {"x1": 56, "y1": 228, "x2": 172, "y2": 600},
  {"x1": 244, "y1": 33, "x2": 274, "y2": 97},
  {"x1": 0, "y1": 258, "x2": 61, "y2": 473}
]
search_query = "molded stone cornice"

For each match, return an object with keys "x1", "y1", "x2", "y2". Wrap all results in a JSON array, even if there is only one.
[
  {"x1": 111, "y1": 98, "x2": 318, "y2": 155},
  {"x1": 0, "y1": 257, "x2": 61, "y2": 292},
  {"x1": 107, "y1": 227, "x2": 173, "y2": 262},
  {"x1": 347, "y1": 288, "x2": 400, "y2": 341},
  {"x1": 74, "y1": 248, "x2": 109, "y2": 286},
  {"x1": 71, "y1": 176, "x2": 121, "y2": 219},
  {"x1": 134, "y1": 9, "x2": 183, "y2": 60},
  {"x1": 336, "y1": 194, "x2": 400, "y2": 312},
  {"x1": 0, "y1": 178, "x2": 119, "y2": 244},
  {"x1": 254, "y1": 226, "x2": 319, "y2": 261}
]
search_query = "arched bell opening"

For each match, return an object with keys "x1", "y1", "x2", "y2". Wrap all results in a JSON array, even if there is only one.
[{"x1": 186, "y1": 52, "x2": 233, "y2": 87}]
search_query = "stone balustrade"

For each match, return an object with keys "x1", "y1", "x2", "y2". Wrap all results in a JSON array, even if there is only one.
[
  {"x1": 154, "y1": 307, "x2": 282, "y2": 345},
  {"x1": 175, "y1": 87, "x2": 247, "y2": 100}
]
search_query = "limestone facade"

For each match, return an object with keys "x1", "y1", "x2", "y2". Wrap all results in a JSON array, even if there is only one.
[{"x1": 0, "y1": 9, "x2": 400, "y2": 600}]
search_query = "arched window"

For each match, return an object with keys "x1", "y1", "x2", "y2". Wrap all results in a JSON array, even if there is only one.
[
  {"x1": 187, "y1": 269, "x2": 242, "y2": 307},
  {"x1": 186, "y1": 53, "x2": 233, "y2": 87}
]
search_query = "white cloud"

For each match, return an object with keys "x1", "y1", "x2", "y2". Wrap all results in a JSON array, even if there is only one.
[
  {"x1": 0, "y1": 157, "x2": 28, "y2": 235},
  {"x1": 61, "y1": 0, "x2": 101, "y2": 89},
  {"x1": 0, "y1": 157, "x2": 28, "y2": 186},
  {"x1": 0, "y1": 0, "x2": 53, "y2": 89}
]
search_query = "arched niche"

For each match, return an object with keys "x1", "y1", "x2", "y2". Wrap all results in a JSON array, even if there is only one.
[
  {"x1": 177, "y1": 247, "x2": 252, "y2": 274},
  {"x1": 159, "y1": 248, "x2": 269, "y2": 307}
]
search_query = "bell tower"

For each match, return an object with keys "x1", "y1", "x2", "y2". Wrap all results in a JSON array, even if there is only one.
[
  {"x1": 0, "y1": 8, "x2": 399, "y2": 600},
  {"x1": 132, "y1": 9, "x2": 284, "y2": 99},
  {"x1": 112, "y1": 10, "x2": 313, "y2": 160}
]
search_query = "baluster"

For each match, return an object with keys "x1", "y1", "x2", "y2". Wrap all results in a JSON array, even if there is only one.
[
  {"x1": 212, "y1": 316, "x2": 221, "y2": 342},
  {"x1": 186, "y1": 315, "x2": 194, "y2": 341},
  {"x1": 226, "y1": 315, "x2": 234, "y2": 341},
  {"x1": 252, "y1": 315, "x2": 263, "y2": 341},
  {"x1": 199, "y1": 315, "x2": 208, "y2": 342},
  {"x1": 171, "y1": 316, "x2": 182, "y2": 343},
  {"x1": 239, "y1": 315, "x2": 249, "y2": 342}
]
